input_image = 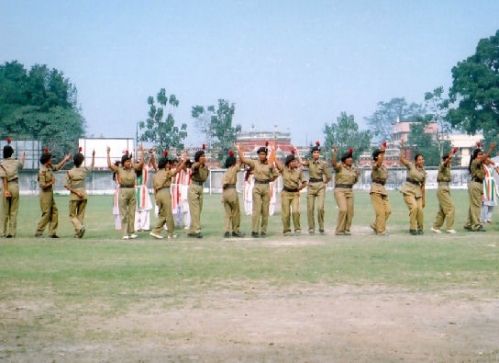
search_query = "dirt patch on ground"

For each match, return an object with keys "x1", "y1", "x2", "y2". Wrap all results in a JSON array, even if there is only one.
[{"x1": 1, "y1": 284, "x2": 499, "y2": 362}]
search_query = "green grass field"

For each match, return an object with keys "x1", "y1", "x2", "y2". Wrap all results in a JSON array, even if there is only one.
[{"x1": 1, "y1": 190, "x2": 498, "y2": 361}]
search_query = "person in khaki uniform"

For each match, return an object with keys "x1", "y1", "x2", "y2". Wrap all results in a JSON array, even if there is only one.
[
  {"x1": 35, "y1": 149, "x2": 71, "y2": 238},
  {"x1": 464, "y1": 143, "x2": 496, "y2": 232},
  {"x1": 431, "y1": 148, "x2": 458, "y2": 234},
  {"x1": 188, "y1": 149, "x2": 209, "y2": 238},
  {"x1": 237, "y1": 144, "x2": 277, "y2": 238},
  {"x1": 369, "y1": 146, "x2": 391, "y2": 235},
  {"x1": 274, "y1": 153, "x2": 307, "y2": 236},
  {"x1": 331, "y1": 147, "x2": 359, "y2": 236},
  {"x1": 399, "y1": 149, "x2": 427, "y2": 235},
  {"x1": 107, "y1": 146, "x2": 144, "y2": 240},
  {"x1": 222, "y1": 150, "x2": 245, "y2": 238},
  {"x1": 64, "y1": 148, "x2": 95, "y2": 238},
  {"x1": 297, "y1": 142, "x2": 331, "y2": 234},
  {"x1": 0, "y1": 139, "x2": 25, "y2": 238},
  {"x1": 150, "y1": 152, "x2": 186, "y2": 239}
]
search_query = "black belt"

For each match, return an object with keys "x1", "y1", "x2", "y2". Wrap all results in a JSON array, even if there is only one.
[
  {"x1": 309, "y1": 178, "x2": 323, "y2": 183},
  {"x1": 372, "y1": 180, "x2": 386, "y2": 186},
  {"x1": 406, "y1": 178, "x2": 421, "y2": 186},
  {"x1": 8, "y1": 178, "x2": 18, "y2": 183},
  {"x1": 335, "y1": 184, "x2": 353, "y2": 189},
  {"x1": 437, "y1": 179, "x2": 450, "y2": 183},
  {"x1": 192, "y1": 180, "x2": 204, "y2": 186},
  {"x1": 283, "y1": 187, "x2": 299, "y2": 193},
  {"x1": 255, "y1": 179, "x2": 270, "y2": 184},
  {"x1": 120, "y1": 185, "x2": 134, "y2": 188},
  {"x1": 223, "y1": 184, "x2": 236, "y2": 190},
  {"x1": 472, "y1": 177, "x2": 483, "y2": 183}
]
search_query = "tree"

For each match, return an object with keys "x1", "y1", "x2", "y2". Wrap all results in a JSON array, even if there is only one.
[
  {"x1": 366, "y1": 97, "x2": 424, "y2": 142},
  {"x1": 424, "y1": 86, "x2": 452, "y2": 158},
  {"x1": 447, "y1": 30, "x2": 499, "y2": 144},
  {"x1": 0, "y1": 60, "x2": 85, "y2": 158},
  {"x1": 138, "y1": 88, "x2": 187, "y2": 152},
  {"x1": 323, "y1": 112, "x2": 372, "y2": 160},
  {"x1": 407, "y1": 118, "x2": 451, "y2": 166},
  {"x1": 191, "y1": 99, "x2": 241, "y2": 161}
]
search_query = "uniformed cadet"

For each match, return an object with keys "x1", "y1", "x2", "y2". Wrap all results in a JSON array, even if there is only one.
[
  {"x1": 237, "y1": 144, "x2": 277, "y2": 238},
  {"x1": 187, "y1": 148, "x2": 209, "y2": 238},
  {"x1": 331, "y1": 147, "x2": 359, "y2": 236},
  {"x1": 297, "y1": 142, "x2": 331, "y2": 234},
  {"x1": 150, "y1": 152, "x2": 186, "y2": 239},
  {"x1": 399, "y1": 149, "x2": 427, "y2": 235},
  {"x1": 464, "y1": 143, "x2": 496, "y2": 232},
  {"x1": 222, "y1": 150, "x2": 245, "y2": 238},
  {"x1": 431, "y1": 148, "x2": 458, "y2": 234},
  {"x1": 107, "y1": 146, "x2": 144, "y2": 239},
  {"x1": 64, "y1": 148, "x2": 95, "y2": 238},
  {"x1": 0, "y1": 138, "x2": 25, "y2": 238},
  {"x1": 369, "y1": 146, "x2": 391, "y2": 235},
  {"x1": 274, "y1": 153, "x2": 307, "y2": 236},
  {"x1": 35, "y1": 149, "x2": 71, "y2": 238}
]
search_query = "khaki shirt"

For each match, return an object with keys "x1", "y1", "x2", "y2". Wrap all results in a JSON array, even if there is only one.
[
  {"x1": 153, "y1": 169, "x2": 175, "y2": 191},
  {"x1": 244, "y1": 159, "x2": 276, "y2": 182},
  {"x1": 0, "y1": 158, "x2": 23, "y2": 182},
  {"x1": 307, "y1": 160, "x2": 331, "y2": 182},
  {"x1": 65, "y1": 166, "x2": 92, "y2": 200},
  {"x1": 370, "y1": 164, "x2": 388, "y2": 195},
  {"x1": 400, "y1": 162, "x2": 426, "y2": 197},
  {"x1": 191, "y1": 162, "x2": 209, "y2": 183},
  {"x1": 116, "y1": 167, "x2": 137, "y2": 187},
  {"x1": 223, "y1": 161, "x2": 241, "y2": 186},
  {"x1": 470, "y1": 159, "x2": 485, "y2": 181},
  {"x1": 437, "y1": 162, "x2": 452, "y2": 183},
  {"x1": 38, "y1": 163, "x2": 64, "y2": 191},
  {"x1": 334, "y1": 164, "x2": 358, "y2": 185},
  {"x1": 281, "y1": 167, "x2": 303, "y2": 190}
]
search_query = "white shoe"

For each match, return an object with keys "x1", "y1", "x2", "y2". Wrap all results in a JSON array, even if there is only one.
[
  {"x1": 150, "y1": 232, "x2": 164, "y2": 239},
  {"x1": 167, "y1": 234, "x2": 177, "y2": 239},
  {"x1": 445, "y1": 229, "x2": 457, "y2": 234},
  {"x1": 431, "y1": 227, "x2": 442, "y2": 234},
  {"x1": 129, "y1": 234, "x2": 138, "y2": 239},
  {"x1": 122, "y1": 235, "x2": 130, "y2": 240}
]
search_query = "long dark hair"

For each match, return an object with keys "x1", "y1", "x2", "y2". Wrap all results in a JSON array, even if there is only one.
[{"x1": 468, "y1": 148, "x2": 481, "y2": 173}]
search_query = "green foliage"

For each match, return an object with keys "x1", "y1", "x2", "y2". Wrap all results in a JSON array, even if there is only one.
[
  {"x1": 191, "y1": 99, "x2": 241, "y2": 161},
  {"x1": 323, "y1": 112, "x2": 372, "y2": 160},
  {"x1": 138, "y1": 88, "x2": 187, "y2": 151},
  {"x1": 447, "y1": 30, "x2": 499, "y2": 144},
  {"x1": 408, "y1": 119, "x2": 451, "y2": 166},
  {"x1": 366, "y1": 97, "x2": 424, "y2": 142},
  {"x1": 0, "y1": 60, "x2": 85, "y2": 157}
]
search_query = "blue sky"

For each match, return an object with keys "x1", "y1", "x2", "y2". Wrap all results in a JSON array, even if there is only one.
[{"x1": 1, "y1": 0, "x2": 498, "y2": 145}]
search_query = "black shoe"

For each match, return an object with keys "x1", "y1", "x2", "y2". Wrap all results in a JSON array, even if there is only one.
[
  {"x1": 319, "y1": 229, "x2": 325, "y2": 234},
  {"x1": 251, "y1": 231, "x2": 259, "y2": 238},
  {"x1": 188, "y1": 232, "x2": 203, "y2": 238},
  {"x1": 418, "y1": 229, "x2": 424, "y2": 235},
  {"x1": 232, "y1": 231, "x2": 245, "y2": 237},
  {"x1": 224, "y1": 232, "x2": 231, "y2": 238},
  {"x1": 50, "y1": 234, "x2": 60, "y2": 238},
  {"x1": 409, "y1": 229, "x2": 418, "y2": 235},
  {"x1": 77, "y1": 226, "x2": 86, "y2": 239},
  {"x1": 260, "y1": 232, "x2": 267, "y2": 237},
  {"x1": 463, "y1": 225, "x2": 472, "y2": 231},
  {"x1": 35, "y1": 233, "x2": 43, "y2": 238},
  {"x1": 476, "y1": 226, "x2": 486, "y2": 232},
  {"x1": 6, "y1": 235, "x2": 12, "y2": 238}
]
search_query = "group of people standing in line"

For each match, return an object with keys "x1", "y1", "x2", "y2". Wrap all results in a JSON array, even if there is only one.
[{"x1": 0, "y1": 137, "x2": 497, "y2": 240}]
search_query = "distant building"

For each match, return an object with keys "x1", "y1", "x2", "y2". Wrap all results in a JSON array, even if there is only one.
[
  {"x1": 442, "y1": 133, "x2": 483, "y2": 167},
  {"x1": 79, "y1": 138, "x2": 135, "y2": 169},
  {"x1": 236, "y1": 130, "x2": 295, "y2": 159},
  {"x1": 0, "y1": 139, "x2": 42, "y2": 170},
  {"x1": 391, "y1": 120, "x2": 438, "y2": 146}
]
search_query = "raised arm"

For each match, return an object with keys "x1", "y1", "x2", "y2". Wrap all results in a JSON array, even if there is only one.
[
  {"x1": 90, "y1": 150, "x2": 96, "y2": 170},
  {"x1": 399, "y1": 143, "x2": 410, "y2": 167},
  {"x1": 133, "y1": 145, "x2": 145, "y2": 171},
  {"x1": 54, "y1": 154, "x2": 71, "y2": 171},
  {"x1": 273, "y1": 157, "x2": 284, "y2": 172},
  {"x1": 331, "y1": 146, "x2": 339, "y2": 169},
  {"x1": 172, "y1": 153, "x2": 188, "y2": 176},
  {"x1": 443, "y1": 147, "x2": 458, "y2": 167},
  {"x1": 107, "y1": 147, "x2": 118, "y2": 172}
]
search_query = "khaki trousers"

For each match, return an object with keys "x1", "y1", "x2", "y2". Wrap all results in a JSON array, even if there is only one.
[
  {"x1": 370, "y1": 192, "x2": 391, "y2": 234},
  {"x1": 252, "y1": 183, "x2": 270, "y2": 233},
  {"x1": 36, "y1": 190, "x2": 58, "y2": 235},
  {"x1": 69, "y1": 199, "x2": 87, "y2": 234},
  {"x1": 433, "y1": 187, "x2": 455, "y2": 230},
  {"x1": 403, "y1": 193, "x2": 424, "y2": 230},
  {"x1": 119, "y1": 188, "x2": 136, "y2": 235},
  {"x1": 465, "y1": 181, "x2": 483, "y2": 230},
  {"x1": 1, "y1": 183, "x2": 19, "y2": 237},
  {"x1": 223, "y1": 188, "x2": 241, "y2": 233},
  {"x1": 153, "y1": 188, "x2": 174, "y2": 236},
  {"x1": 281, "y1": 190, "x2": 301, "y2": 233},
  {"x1": 188, "y1": 183, "x2": 204, "y2": 233},
  {"x1": 307, "y1": 182, "x2": 326, "y2": 232},
  {"x1": 334, "y1": 188, "x2": 354, "y2": 233}
]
